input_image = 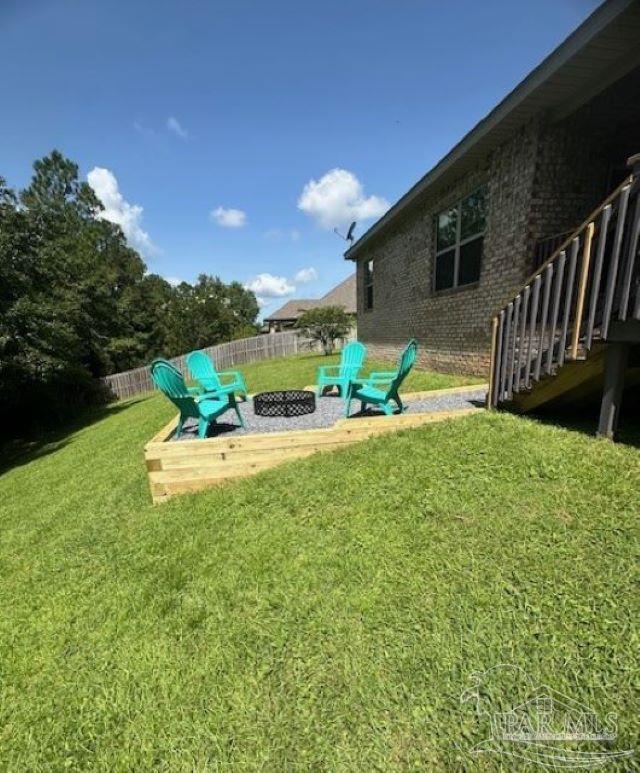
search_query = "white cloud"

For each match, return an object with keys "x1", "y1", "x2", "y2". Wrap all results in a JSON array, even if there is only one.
[
  {"x1": 298, "y1": 168, "x2": 389, "y2": 230},
  {"x1": 264, "y1": 227, "x2": 301, "y2": 242},
  {"x1": 263, "y1": 228, "x2": 284, "y2": 240},
  {"x1": 210, "y1": 206, "x2": 247, "y2": 228},
  {"x1": 245, "y1": 273, "x2": 295, "y2": 298},
  {"x1": 133, "y1": 120, "x2": 156, "y2": 139},
  {"x1": 87, "y1": 167, "x2": 158, "y2": 257},
  {"x1": 294, "y1": 267, "x2": 318, "y2": 283},
  {"x1": 167, "y1": 116, "x2": 188, "y2": 140},
  {"x1": 164, "y1": 276, "x2": 184, "y2": 287}
]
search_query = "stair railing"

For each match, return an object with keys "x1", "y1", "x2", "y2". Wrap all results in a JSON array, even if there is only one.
[{"x1": 488, "y1": 153, "x2": 640, "y2": 409}]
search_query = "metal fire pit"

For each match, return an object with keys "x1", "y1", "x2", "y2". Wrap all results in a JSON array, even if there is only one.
[{"x1": 253, "y1": 390, "x2": 316, "y2": 418}]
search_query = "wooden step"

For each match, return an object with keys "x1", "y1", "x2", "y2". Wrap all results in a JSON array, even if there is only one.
[{"x1": 506, "y1": 344, "x2": 606, "y2": 412}]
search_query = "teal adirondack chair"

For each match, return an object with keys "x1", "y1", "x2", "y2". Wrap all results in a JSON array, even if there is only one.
[
  {"x1": 316, "y1": 341, "x2": 367, "y2": 397},
  {"x1": 344, "y1": 339, "x2": 418, "y2": 417},
  {"x1": 151, "y1": 358, "x2": 201, "y2": 395},
  {"x1": 151, "y1": 360, "x2": 244, "y2": 438},
  {"x1": 186, "y1": 350, "x2": 248, "y2": 401}
]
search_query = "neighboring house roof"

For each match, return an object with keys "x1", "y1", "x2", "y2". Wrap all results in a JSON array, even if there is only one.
[
  {"x1": 345, "y1": 0, "x2": 640, "y2": 261},
  {"x1": 265, "y1": 274, "x2": 356, "y2": 321},
  {"x1": 317, "y1": 274, "x2": 357, "y2": 314},
  {"x1": 265, "y1": 299, "x2": 319, "y2": 322}
]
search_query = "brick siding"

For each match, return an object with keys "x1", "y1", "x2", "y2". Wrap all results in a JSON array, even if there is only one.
[
  {"x1": 353, "y1": 69, "x2": 640, "y2": 376},
  {"x1": 356, "y1": 121, "x2": 539, "y2": 377}
]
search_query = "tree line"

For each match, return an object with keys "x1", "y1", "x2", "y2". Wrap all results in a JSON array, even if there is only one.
[{"x1": 0, "y1": 151, "x2": 259, "y2": 435}]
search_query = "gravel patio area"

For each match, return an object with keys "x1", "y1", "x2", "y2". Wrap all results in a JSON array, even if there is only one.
[{"x1": 171, "y1": 388, "x2": 486, "y2": 440}]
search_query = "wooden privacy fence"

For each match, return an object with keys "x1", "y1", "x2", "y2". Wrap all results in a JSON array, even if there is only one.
[{"x1": 102, "y1": 331, "x2": 346, "y2": 401}]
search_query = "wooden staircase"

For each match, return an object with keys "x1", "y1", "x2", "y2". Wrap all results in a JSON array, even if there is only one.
[{"x1": 488, "y1": 154, "x2": 640, "y2": 437}]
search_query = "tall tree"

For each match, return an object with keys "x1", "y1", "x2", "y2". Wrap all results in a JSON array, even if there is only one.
[
  {"x1": 0, "y1": 151, "x2": 260, "y2": 437},
  {"x1": 163, "y1": 274, "x2": 258, "y2": 354},
  {"x1": 1, "y1": 152, "x2": 150, "y2": 431}
]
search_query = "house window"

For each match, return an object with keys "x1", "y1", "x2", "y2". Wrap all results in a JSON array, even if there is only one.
[
  {"x1": 364, "y1": 260, "x2": 374, "y2": 310},
  {"x1": 435, "y1": 185, "x2": 487, "y2": 291}
]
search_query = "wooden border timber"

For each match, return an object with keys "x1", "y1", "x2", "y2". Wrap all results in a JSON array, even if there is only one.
[
  {"x1": 144, "y1": 385, "x2": 486, "y2": 503},
  {"x1": 148, "y1": 415, "x2": 182, "y2": 445},
  {"x1": 145, "y1": 409, "x2": 481, "y2": 503},
  {"x1": 401, "y1": 383, "x2": 487, "y2": 400},
  {"x1": 305, "y1": 383, "x2": 488, "y2": 401}
]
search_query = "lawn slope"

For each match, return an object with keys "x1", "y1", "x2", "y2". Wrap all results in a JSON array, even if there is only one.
[
  {"x1": 0, "y1": 358, "x2": 637, "y2": 770},
  {"x1": 195, "y1": 351, "x2": 485, "y2": 394}
]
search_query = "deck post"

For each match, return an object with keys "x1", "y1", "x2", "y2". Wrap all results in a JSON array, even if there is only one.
[
  {"x1": 570, "y1": 222, "x2": 594, "y2": 360},
  {"x1": 597, "y1": 342, "x2": 629, "y2": 440},
  {"x1": 487, "y1": 316, "x2": 498, "y2": 409}
]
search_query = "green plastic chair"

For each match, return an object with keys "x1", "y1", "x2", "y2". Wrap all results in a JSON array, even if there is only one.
[
  {"x1": 186, "y1": 350, "x2": 248, "y2": 401},
  {"x1": 316, "y1": 341, "x2": 367, "y2": 397},
  {"x1": 151, "y1": 360, "x2": 244, "y2": 439},
  {"x1": 151, "y1": 358, "x2": 201, "y2": 395},
  {"x1": 344, "y1": 339, "x2": 418, "y2": 417}
]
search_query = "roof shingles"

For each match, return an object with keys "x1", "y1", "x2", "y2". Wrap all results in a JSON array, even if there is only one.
[{"x1": 264, "y1": 274, "x2": 356, "y2": 321}]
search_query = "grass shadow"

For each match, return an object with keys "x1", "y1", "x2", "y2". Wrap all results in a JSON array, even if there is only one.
[
  {"x1": 510, "y1": 401, "x2": 640, "y2": 449},
  {"x1": 0, "y1": 396, "x2": 150, "y2": 477}
]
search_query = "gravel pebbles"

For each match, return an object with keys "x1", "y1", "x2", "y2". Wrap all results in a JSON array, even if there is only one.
[{"x1": 172, "y1": 388, "x2": 486, "y2": 441}]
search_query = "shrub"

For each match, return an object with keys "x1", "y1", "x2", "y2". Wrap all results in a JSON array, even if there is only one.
[{"x1": 295, "y1": 306, "x2": 352, "y2": 354}]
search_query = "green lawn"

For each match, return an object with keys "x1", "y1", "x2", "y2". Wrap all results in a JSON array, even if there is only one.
[
  {"x1": 0, "y1": 356, "x2": 637, "y2": 770},
  {"x1": 208, "y1": 351, "x2": 485, "y2": 394}
]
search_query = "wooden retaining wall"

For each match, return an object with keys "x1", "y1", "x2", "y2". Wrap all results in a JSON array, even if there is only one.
[{"x1": 144, "y1": 387, "x2": 486, "y2": 503}]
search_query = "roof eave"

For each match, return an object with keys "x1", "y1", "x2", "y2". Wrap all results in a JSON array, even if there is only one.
[{"x1": 344, "y1": 0, "x2": 637, "y2": 261}]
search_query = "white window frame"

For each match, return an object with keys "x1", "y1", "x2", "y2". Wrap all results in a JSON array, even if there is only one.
[{"x1": 364, "y1": 259, "x2": 374, "y2": 310}]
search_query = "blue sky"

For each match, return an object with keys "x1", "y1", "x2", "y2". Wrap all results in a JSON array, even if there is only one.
[{"x1": 2, "y1": 0, "x2": 600, "y2": 318}]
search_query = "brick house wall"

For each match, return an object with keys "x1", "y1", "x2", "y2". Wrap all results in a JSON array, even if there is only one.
[
  {"x1": 355, "y1": 121, "x2": 540, "y2": 376},
  {"x1": 353, "y1": 69, "x2": 640, "y2": 376},
  {"x1": 531, "y1": 67, "x2": 640, "y2": 246}
]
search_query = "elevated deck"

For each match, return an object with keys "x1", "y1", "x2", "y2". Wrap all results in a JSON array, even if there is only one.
[{"x1": 489, "y1": 156, "x2": 640, "y2": 438}]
